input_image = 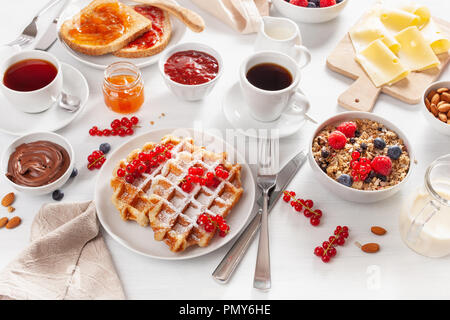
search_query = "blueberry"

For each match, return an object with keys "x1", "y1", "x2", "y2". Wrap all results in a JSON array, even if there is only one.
[
  {"x1": 336, "y1": 0, "x2": 343, "y2": 3},
  {"x1": 321, "y1": 148, "x2": 330, "y2": 158},
  {"x1": 52, "y1": 189, "x2": 64, "y2": 201},
  {"x1": 373, "y1": 138, "x2": 386, "y2": 150},
  {"x1": 70, "y1": 168, "x2": 78, "y2": 178},
  {"x1": 99, "y1": 143, "x2": 111, "y2": 154},
  {"x1": 360, "y1": 142, "x2": 367, "y2": 150},
  {"x1": 337, "y1": 174, "x2": 353, "y2": 187},
  {"x1": 319, "y1": 162, "x2": 328, "y2": 173},
  {"x1": 307, "y1": 2, "x2": 316, "y2": 7},
  {"x1": 354, "y1": 130, "x2": 361, "y2": 137},
  {"x1": 377, "y1": 127, "x2": 383, "y2": 132},
  {"x1": 387, "y1": 145, "x2": 402, "y2": 160},
  {"x1": 364, "y1": 175, "x2": 372, "y2": 183},
  {"x1": 349, "y1": 138, "x2": 356, "y2": 144},
  {"x1": 312, "y1": 0, "x2": 320, "y2": 5},
  {"x1": 376, "y1": 173, "x2": 387, "y2": 182}
]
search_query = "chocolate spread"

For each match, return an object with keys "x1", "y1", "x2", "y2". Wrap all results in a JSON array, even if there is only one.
[{"x1": 6, "y1": 140, "x2": 70, "y2": 187}]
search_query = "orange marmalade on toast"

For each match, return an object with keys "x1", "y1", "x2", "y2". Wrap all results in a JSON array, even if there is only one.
[
  {"x1": 69, "y1": 2, "x2": 132, "y2": 45},
  {"x1": 125, "y1": 6, "x2": 165, "y2": 49}
]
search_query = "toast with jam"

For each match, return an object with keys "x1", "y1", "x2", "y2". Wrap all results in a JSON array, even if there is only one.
[
  {"x1": 114, "y1": 5, "x2": 172, "y2": 58},
  {"x1": 59, "y1": 0, "x2": 152, "y2": 56}
]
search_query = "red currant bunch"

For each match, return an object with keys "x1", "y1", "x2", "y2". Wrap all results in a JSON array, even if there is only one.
[
  {"x1": 180, "y1": 165, "x2": 229, "y2": 193},
  {"x1": 282, "y1": 191, "x2": 323, "y2": 226},
  {"x1": 197, "y1": 213, "x2": 230, "y2": 237},
  {"x1": 87, "y1": 150, "x2": 106, "y2": 170},
  {"x1": 116, "y1": 143, "x2": 173, "y2": 184},
  {"x1": 89, "y1": 116, "x2": 140, "y2": 137},
  {"x1": 314, "y1": 225, "x2": 350, "y2": 263},
  {"x1": 350, "y1": 151, "x2": 371, "y2": 182},
  {"x1": 215, "y1": 165, "x2": 229, "y2": 179}
]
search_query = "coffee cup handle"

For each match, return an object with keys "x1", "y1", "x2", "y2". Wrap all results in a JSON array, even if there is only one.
[
  {"x1": 285, "y1": 87, "x2": 317, "y2": 123},
  {"x1": 294, "y1": 45, "x2": 311, "y2": 69}
]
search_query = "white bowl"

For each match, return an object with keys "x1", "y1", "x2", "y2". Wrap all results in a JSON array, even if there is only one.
[
  {"x1": 308, "y1": 111, "x2": 415, "y2": 203},
  {"x1": 422, "y1": 80, "x2": 450, "y2": 136},
  {"x1": 158, "y1": 42, "x2": 223, "y2": 101},
  {"x1": 273, "y1": 0, "x2": 349, "y2": 23},
  {"x1": 1, "y1": 132, "x2": 74, "y2": 195}
]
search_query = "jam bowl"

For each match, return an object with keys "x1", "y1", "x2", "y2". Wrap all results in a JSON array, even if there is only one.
[
  {"x1": 1, "y1": 132, "x2": 75, "y2": 196},
  {"x1": 158, "y1": 42, "x2": 223, "y2": 101}
]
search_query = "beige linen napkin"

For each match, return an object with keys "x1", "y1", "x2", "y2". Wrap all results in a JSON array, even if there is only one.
[
  {"x1": 0, "y1": 201, "x2": 125, "y2": 300},
  {"x1": 191, "y1": 0, "x2": 269, "y2": 34}
]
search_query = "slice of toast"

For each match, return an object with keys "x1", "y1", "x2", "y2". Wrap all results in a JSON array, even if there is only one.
[
  {"x1": 59, "y1": 0, "x2": 152, "y2": 56},
  {"x1": 113, "y1": 5, "x2": 172, "y2": 58}
]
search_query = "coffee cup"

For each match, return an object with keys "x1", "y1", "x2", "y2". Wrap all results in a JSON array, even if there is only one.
[
  {"x1": 239, "y1": 51, "x2": 310, "y2": 122},
  {"x1": 0, "y1": 50, "x2": 63, "y2": 113},
  {"x1": 254, "y1": 16, "x2": 311, "y2": 69}
]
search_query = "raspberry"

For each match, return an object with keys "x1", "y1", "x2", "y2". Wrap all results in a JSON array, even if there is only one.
[
  {"x1": 371, "y1": 156, "x2": 392, "y2": 176},
  {"x1": 337, "y1": 121, "x2": 357, "y2": 138},
  {"x1": 290, "y1": 0, "x2": 308, "y2": 6},
  {"x1": 328, "y1": 131, "x2": 347, "y2": 150},
  {"x1": 319, "y1": 0, "x2": 336, "y2": 7}
]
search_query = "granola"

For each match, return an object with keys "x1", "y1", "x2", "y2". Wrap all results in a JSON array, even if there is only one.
[{"x1": 312, "y1": 118, "x2": 410, "y2": 191}]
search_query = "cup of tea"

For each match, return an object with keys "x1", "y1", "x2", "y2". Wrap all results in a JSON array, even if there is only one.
[
  {"x1": 0, "y1": 50, "x2": 63, "y2": 113},
  {"x1": 239, "y1": 51, "x2": 310, "y2": 122}
]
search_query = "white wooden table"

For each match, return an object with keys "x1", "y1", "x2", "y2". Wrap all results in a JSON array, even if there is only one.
[{"x1": 0, "y1": 0, "x2": 449, "y2": 299}]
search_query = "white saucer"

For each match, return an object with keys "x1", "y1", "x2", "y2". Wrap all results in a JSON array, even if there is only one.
[
  {"x1": 0, "y1": 63, "x2": 89, "y2": 136},
  {"x1": 222, "y1": 82, "x2": 307, "y2": 139}
]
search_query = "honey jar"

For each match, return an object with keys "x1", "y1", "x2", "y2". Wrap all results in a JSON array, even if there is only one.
[{"x1": 103, "y1": 61, "x2": 144, "y2": 114}]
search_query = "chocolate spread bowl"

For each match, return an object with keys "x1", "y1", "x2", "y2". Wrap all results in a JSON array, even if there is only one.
[{"x1": 1, "y1": 132, "x2": 74, "y2": 195}]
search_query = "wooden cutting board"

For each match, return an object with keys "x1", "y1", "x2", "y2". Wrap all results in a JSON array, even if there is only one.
[{"x1": 326, "y1": 17, "x2": 450, "y2": 112}]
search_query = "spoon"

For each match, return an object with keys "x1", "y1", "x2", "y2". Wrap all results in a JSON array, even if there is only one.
[{"x1": 57, "y1": 91, "x2": 81, "y2": 113}]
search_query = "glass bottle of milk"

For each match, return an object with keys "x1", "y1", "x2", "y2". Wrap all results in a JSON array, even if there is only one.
[{"x1": 399, "y1": 154, "x2": 450, "y2": 258}]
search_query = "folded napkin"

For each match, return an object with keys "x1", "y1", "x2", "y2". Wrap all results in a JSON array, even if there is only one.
[
  {"x1": 191, "y1": 0, "x2": 269, "y2": 34},
  {"x1": 0, "y1": 201, "x2": 125, "y2": 300}
]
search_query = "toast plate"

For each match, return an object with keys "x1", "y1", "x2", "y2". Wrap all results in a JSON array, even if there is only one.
[
  {"x1": 57, "y1": 0, "x2": 187, "y2": 69},
  {"x1": 94, "y1": 128, "x2": 255, "y2": 260},
  {"x1": 0, "y1": 63, "x2": 89, "y2": 136}
]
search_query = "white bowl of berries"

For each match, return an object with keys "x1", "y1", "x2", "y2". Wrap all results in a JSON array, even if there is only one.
[
  {"x1": 308, "y1": 112, "x2": 415, "y2": 203},
  {"x1": 273, "y1": 0, "x2": 349, "y2": 23}
]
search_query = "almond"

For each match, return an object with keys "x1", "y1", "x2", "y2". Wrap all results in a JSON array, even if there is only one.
[
  {"x1": 438, "y1": 103, "x2": 450, "y2": 113},
  {"x1": 0, "y1": 217, "x2": 8, "y2": 228},
  {"x1": 442, "y1": 92, "x2": 450, "y2": 103},
  {"x1": 430, "y1": 103, "x2": 439, "y2": 116},
  {"x1": 371, "y1": 226, "x2": 387, "y2": 235},
  {"x1": 431, "y1": 93, "x2": 441, "y2": 105},
  {"x1": 425, "y1": 97, "x2": 431, "y2": 110},
  {"x1": 427, "y1": 90, "x2": 437, "y2": 101},
  {"x1": 7, "y1": 206, "x2": 15, "y2": 213},
  {"x1": 1, "y1": 192, "x2": 14, "y2": 207},
  {"x1": 439, "y1": 113, "x2": 448, "y2": 123},
  {"x1": 6, "y1": 216, "x2": 21, "y2": 229},
  {"x1": 437, "y1": 87, "x2": 449, "y2": 93},
  {"x1": 361, "y1": 243, "x2": 380, "y2": 253}
]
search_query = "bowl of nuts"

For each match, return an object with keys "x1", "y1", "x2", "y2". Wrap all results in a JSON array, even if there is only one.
[
  {"x1": 423, "y1": 80, "x2": 450, "y2": 136},
  {"x1": 308, "y1": 112, "x2": 414, "y2": 203}
]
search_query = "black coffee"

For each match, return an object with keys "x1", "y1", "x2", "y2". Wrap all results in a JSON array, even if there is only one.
[{"x1": 246, "y1": 63, "x2": 293, "y2": 91}]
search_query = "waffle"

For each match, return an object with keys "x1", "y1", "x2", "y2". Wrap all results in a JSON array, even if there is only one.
[{"x1": 110, "y1": 135, "x2": 244, "y2": 252}]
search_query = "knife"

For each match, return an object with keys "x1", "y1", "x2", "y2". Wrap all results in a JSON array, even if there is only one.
[
  {"x1": 212, "y1": 150, "x2": 307, "y2": 283},
  {"x1": 34, "y1": 0, "x2": 69, "y2": 51}
]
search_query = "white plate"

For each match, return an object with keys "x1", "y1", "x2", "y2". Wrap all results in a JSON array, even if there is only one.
[
  {"x1": 222, "y1": 82, "x2": 307, "y2": 139},
  {"x1": 0, "y1": 63, "x2": 89, "y2": 136},
  {"x1": 57, "y1": 0, "x2": 187, "y2": 69},
  {"x1": 94, "y1": 128, "x2": 255, "y2": 260}
]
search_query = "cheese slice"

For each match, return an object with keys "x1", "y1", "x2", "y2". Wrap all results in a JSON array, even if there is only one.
[
  {"x1": 421, "y1": 19, "x2": 450, "y2": 55},
  {"x1": 395, "y1": 26, "x2": 440, "y2": 71},
  {"x1": 349, "y1": 13, "x2": 400, "y2": 54},
  {"x1": 379, "y1": 8, "x2": 420, "y2": 32},
  {"x1": 400, "y1": 3, "x2": 430, "y2": 29},
  {"x1": 355, "y1": 39, "x2": 410, "y2": 87}
]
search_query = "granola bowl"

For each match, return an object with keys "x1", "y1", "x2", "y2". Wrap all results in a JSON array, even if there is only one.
[{"x1": 308, "y1": 112, "x2": 414, "y2": 203}]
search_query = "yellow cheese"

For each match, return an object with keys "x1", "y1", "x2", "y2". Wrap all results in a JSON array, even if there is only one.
[
  {"x1": 421, "y1": 19, "x2": 450, "y2": 55},
  {"x1": 379, "y1": 8, "x2": 420, "y2": 32},
  {"x1": 349, "y1": 14, "x2": 400, "y2": 54},
  {"x1": 355, "y1": 39, "x2": 410, "y2": 87},
  {"x1": 400, "y1": 3, "x2": 430, "y2": 29},
  {"x1": 395, "y1": 26, "x2": 440, "y2": 71}
]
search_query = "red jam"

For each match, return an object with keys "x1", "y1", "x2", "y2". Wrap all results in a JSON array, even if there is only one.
[
  {"x1": 125, "y1": 6, "x2": 165, "y2": 49},
  {"x1": 164, "y1": 50, "x2": 219, "y2": 85}
]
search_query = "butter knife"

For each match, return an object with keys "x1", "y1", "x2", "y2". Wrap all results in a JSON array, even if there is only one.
[
  {"x1": 212, "y1": 150, "x2": 307, "y2": 283},
  {"x1": 34, "y1": 0, "x2": 69, "y2": 51}
]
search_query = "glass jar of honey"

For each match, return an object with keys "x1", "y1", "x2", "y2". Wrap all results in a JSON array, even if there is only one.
[{"x1": 103, "y1": 61, "x2": 144, "y2": 114}]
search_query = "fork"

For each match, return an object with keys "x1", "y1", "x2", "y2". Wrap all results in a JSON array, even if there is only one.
[
  {"x1": 7, "y1": 0, "x2": 62, "y2": 48},
  {"x1": 253, "y1": 138, "x2": 277, "y2": 290}
]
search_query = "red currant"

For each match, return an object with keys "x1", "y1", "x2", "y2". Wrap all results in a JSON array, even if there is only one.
[
  {"x1": 321, "y1": 255, "x2": 331, "y2": 263},
  {"x1": 89, "y1": 128, "x2": 97, "y2": 136},
  {"x1": 283, "y1": 195, "x2": 291, "y2": 202},
  {"x1": 304, "y1": 210, "x2": 313, "y2": 218},
  {"x1": 314, "y1": 246, "x2": 324, "y2": 256},
  {"x1": 118, "y1": 129, "x2": 126, "y2": 137},
  {"x1": 125, "y1": 174, "x2": 134, "y2": 184},
  {"x1": 181, "y1": 182, "x2": 193, "y2": 193},
  {"x1": 336, "y1": 237, "x2": 345, "y2": 246},
  {"x1": 304, "y1": 199, "x2": 314, "y2": 208},
  {"x1": 125, "y1": 128, "x2": 134, "y2": 136},
  {"x1": 117, "y1": 168, "x2": 126, "y2": 177},
  {"x1": 328, "y1": 247, "x2": 337, "y2": 257},
  {"x1": 103, "y1": 129, "x2": 111, "y2": 136},
  {"x1": 204, "y1": 223, "x2": 214, "y2": 232},
  {"x1": 111, "y1": 119, "x2": 121, "y2": 129},
  {"x1": 130, "y1": 116, "x2": 139, "y2": 125},
  {"x1": 310, "y1": 217, "x2": 320, "y2": 226}
]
